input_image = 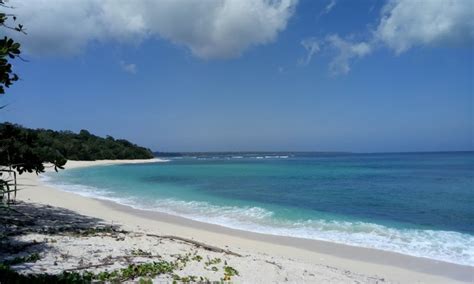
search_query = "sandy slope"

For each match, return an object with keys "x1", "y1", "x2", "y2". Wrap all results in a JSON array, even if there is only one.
[{"x1": 10, "y1": 159, "x2": 473, "y2": 283}]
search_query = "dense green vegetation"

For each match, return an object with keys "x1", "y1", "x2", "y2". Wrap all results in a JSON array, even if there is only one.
[
  {"x1": 0, "y1": 123, "x2": 66, "y2": 175},
  {"x1": 0, "y1": 261, "x2": 176, "y2": 284},
  {"x1": 0, "y1": 123, "x2": 155, "y2": 163}
]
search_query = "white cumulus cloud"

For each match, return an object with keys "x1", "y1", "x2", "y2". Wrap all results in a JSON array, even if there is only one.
[
  {"x1": 301, "y1": 0, "x2": 474, "y2": 75},
  {"x1": 9, "y1": 0, "x2": 297, "y2": 59},
  {"x1": 375, "y1": 0, "x2": 474, "y2": 54}
]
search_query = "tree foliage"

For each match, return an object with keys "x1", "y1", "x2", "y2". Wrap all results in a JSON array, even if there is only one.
[
  {"x1": 0, "y1": 123, "x2": 155, "y2": 165},
  {"x1": 0, "y1": 0, "x2": 25, "y2": 94},
  {"x1": 0, "y1": 123, "x2": 66, "y2": 174}
]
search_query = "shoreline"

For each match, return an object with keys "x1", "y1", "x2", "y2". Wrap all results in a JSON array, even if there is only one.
[
  {"x1": 99, "y1": 199, "x2": 473, "y2": 280},
  {"x1": 15, "y1": 159, "x2": 474, "y2": 283}
]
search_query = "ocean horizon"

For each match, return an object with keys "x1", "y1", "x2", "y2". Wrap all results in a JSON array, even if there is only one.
[{"x1": 43, "y1": 151, "x2": 474, "y2": 266}]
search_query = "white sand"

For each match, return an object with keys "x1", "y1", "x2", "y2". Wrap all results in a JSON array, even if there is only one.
[{"x1": 10, "y1": 159, "x2": 473, "y2": 283}]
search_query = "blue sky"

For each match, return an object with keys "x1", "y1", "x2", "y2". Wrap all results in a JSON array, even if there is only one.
[{"x1": 1, "y1": 0, "x2": 473, "y2": 152}]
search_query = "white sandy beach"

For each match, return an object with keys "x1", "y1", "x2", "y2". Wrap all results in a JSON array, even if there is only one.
[{"x1": 8, "y1": 159, "x2": 473, "y2": 283}]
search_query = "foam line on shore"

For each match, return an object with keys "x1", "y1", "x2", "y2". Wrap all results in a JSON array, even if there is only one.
[{"x1": 42, "y1": 173, "x2": 474, "y2": 267}]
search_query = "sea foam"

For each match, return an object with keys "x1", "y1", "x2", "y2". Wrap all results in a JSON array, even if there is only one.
[{"x1": 41, "y1": 173, "x2": 474, "y2": 266}]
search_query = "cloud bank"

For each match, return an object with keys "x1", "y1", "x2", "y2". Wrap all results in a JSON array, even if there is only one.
[{"x1": 10, "y1": 0, "x2": 297, "y2": 59}]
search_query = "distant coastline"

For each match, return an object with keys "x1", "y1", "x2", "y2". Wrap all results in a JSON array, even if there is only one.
[{"x1": 154, "y1": 150, "x2": 474, "y2": 158}]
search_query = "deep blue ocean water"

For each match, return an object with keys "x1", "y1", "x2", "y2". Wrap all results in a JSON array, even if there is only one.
[{"x1": 44, "y1": 152, "x2": 474, "y2": 265}]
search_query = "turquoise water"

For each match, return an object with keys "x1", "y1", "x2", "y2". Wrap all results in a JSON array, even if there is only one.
[{"x1": 44, "y1": 152, "x2": 474, "y2": 266}]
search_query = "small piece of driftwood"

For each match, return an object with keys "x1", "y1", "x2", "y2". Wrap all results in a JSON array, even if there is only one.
[
  {"x1": 104, "y1": 254, "x2": 162, "y2": 262},
  {"x1": 65, "y1": 261, "x2": 115, "y2": 271},
  {"x1": 145, "y1": 234, "x2": 242, "y2": 257},
  {"x1": 265, "y1": 260, "x2": 283, "y2": 269}
]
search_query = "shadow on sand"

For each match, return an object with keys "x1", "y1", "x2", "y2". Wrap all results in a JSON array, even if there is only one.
[{"x1": 0, "y1": 201, "x2": 116, "y2": 259}]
